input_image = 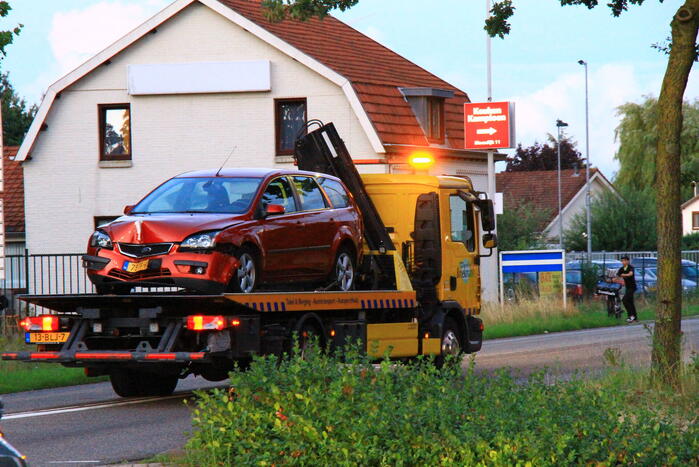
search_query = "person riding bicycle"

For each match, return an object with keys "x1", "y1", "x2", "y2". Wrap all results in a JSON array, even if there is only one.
[{"x1": 617, "y1": 256, "x2": 637, "y2": 323}]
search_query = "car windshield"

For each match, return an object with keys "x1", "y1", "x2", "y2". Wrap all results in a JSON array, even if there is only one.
[{"x1": 132, "y1": 177, "x2": 262, "y2": 214}]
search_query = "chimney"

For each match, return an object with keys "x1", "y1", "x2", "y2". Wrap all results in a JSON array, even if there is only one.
[
  {"x1": 573, "y1": 163, "x2": 580, "y2": 176},
  {"x1": 693, "y1": 181, "x2": 697, "y2": 197}
]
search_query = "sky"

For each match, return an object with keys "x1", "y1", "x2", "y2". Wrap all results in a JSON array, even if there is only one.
[{"x1": 1, "y1": 0, "x2": 697, "y2": 177}]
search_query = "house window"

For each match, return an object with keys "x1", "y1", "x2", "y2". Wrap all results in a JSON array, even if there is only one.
[
  {"x1": 426, "y1": 98, "x2": 444, "y2": 143},
  {"x1": 405, "y1": 96, "x2": 445, "y2": 144},
  {"x1": 275, "y1": 98, "x2": 307, "y2": 155},
  {"x1": 99, "y1": 104, "x2": 131, "y2": 161},
  {"x1": 693, "y1": 212, "x2": 699, "y2": 230}
]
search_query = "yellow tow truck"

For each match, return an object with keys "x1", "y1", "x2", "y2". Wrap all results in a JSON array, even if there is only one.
[{"x1": 2, "y1": 122, "x2": 496, "y2": 397}]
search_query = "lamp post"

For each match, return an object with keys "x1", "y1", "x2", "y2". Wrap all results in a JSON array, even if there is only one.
[
  {"x1": 556, "y1": 119, "x2": 569, "y2": 249},
  {"x1": 578, "y1": 59, "x2": 592, "y2": 260}
]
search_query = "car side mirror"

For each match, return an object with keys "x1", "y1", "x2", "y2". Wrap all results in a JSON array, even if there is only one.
[
  {"x1": 265, "y1": 204, "x2": 285, "y2": 217},
  {"x1": 123, "y1": 205, "x2": 135, "y2": 215},
  {"x1": 482, "y1": 232, "x2": 497, "y2": 250}
]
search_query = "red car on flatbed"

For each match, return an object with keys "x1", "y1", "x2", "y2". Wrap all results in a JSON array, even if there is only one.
[{"x1": 82, "y1": 168, "x2": 363, "y2": 294}]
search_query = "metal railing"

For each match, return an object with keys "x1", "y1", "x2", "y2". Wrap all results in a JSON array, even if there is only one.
[{"x1": 1, "y1": 251, "x2": 180, "y2": 332}]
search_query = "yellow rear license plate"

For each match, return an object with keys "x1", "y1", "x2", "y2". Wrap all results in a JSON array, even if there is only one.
[
  {"x1": 28, "y1": 332, "x2": 70, "y2": 344},
  {"x1": 124, "y1": 260, "x2": 149, "y2": 273}
]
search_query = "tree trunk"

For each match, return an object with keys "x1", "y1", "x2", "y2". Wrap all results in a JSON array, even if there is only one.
[{"x1": 652, "y1": 0, "x2": 699, "y2": 388}]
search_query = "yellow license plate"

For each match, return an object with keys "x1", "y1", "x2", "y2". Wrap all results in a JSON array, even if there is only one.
[
  {"x1": 124, "y1": 260, "x2": 149, "y2": 273},
  {"x1": 28, "y1": 332, "x2": 70, "y2": 344}
]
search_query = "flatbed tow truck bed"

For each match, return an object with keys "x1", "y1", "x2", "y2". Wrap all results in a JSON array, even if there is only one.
[{"x1": 3, "y1": 290, "x2": 419, "y2": 364}]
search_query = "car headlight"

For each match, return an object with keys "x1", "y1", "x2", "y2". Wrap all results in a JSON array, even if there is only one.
[
  {"x1": 181, "y1": 231, "x2": 219, "y2": 250},
  {"x1": 90, "y1": 230, "x2": 113, "y2": 249}
]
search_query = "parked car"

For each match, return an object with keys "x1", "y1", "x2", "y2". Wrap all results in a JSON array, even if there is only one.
[
  {"x1": 565, "y1": 269, "x2": 584, "y2": 302},
  {"x1": 83, "y1": 169, "x2": 363, "y2": 294},
  {"x1": 566, "y1": 259, "x2": 622, "y2": 274},
  {"x1": 645, "y1": 267, "x2": 697, "y2": 293}
]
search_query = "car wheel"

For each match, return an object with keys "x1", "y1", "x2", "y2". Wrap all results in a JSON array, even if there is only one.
[
  {"x1": 333, "y1": 248, "x2": 356, "y2": 291},
  {"x1": 232, "y1": 247, "x2": 258, "y2": 294}
]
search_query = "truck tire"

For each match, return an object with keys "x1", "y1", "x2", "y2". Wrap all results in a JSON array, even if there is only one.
[
  {"x1": 110, "y1": 370, "x2": 178, "y2": 397},
  {"x1": 435, "y1": 317, "x2": 463, "y2": 368}
]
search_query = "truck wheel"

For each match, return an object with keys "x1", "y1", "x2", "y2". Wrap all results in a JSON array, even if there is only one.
[
  {"x1": 110, "y1": 369, "x2": 142, "y2": 397},
  {"x1": 110, "y1": 370, "x2": 178, "y2": 397},
  {"x1": 332, "y1": 248, "x2": 356, "y2": 291},
  {"x1": 435, "y1": 317, "x2": 463, "y2": 368},
  {"x1": 231, "y1": 247, "x2": 258, "y2": 293}
]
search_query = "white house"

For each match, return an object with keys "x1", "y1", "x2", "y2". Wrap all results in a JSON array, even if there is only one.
[
  {"x1": 15, "y1": 0, "x2": 502, "y2": 299},
  {"x1": 681, "y1": 183, "x2": 699, "y2": 236}
]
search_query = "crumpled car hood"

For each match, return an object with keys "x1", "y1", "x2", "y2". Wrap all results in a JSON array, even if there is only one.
[{"x1": 101, "y1": 214, "x2": 246, "y2": 244}]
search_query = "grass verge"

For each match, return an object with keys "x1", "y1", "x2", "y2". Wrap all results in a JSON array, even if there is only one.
[
  {"x1": 482, "y1": 298, "x2": 699, "y2": 340},
  {"x1": 0, "y1": 335, "x2": 107, "y2": 394}
]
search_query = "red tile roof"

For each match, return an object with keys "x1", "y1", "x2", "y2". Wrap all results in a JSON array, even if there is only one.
[
  {"x1": 496, "y1": 169, "x2": 598, "y2": 229},
  {"x1": 218, "y1": 0, "x2": 470, "y2": 149},
  {"x1": 1, "y1": 146, "x2": 24, "y2": 234}
]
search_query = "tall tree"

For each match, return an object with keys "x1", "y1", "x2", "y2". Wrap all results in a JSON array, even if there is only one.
[
  {"x1": 1, "y1": 72, "x2": 37, "y2": 145},
  {"x1": 506, "y1": 135, "x2": 585, "y2": 172},
  {"x1": 270, "y1": 0, "x2": 699, "y2": 387},
  {"x1": 485, "y1": 0, "x2": 699, "y2": 389},
  {"x1": 615, "y1": 97, "x2": 699, "y2": 202}
]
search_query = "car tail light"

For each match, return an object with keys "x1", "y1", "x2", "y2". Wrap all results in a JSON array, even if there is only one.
[
  {"x1": 187, "y1": 315, "x2": 226, "y2": 331},
  {"x1": 20, "y1": 316, "x2": 59, "y2": 332}
]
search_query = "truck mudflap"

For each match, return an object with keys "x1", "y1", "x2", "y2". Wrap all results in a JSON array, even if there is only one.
[{"x1": 2, "y1": 350, "x2": 208, "y2": 363}]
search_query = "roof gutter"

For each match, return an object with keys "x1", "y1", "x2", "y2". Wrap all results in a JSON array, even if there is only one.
[{"x1": 384, "y1": 144, "x2": 507, "y2": 162}]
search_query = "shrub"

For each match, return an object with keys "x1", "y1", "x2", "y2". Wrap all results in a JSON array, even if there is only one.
[{"x1": 185, "y1": 346, "x2": 698, "y2": 466}]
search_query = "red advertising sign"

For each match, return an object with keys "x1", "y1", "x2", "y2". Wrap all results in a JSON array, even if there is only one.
[{"x1": 463, "y1": 101, "x2": 515, "y2": 150}]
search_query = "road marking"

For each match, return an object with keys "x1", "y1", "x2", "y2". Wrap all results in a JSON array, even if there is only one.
[{"x1": 3, "y1": 394, "x2": 185, "y2": 421}]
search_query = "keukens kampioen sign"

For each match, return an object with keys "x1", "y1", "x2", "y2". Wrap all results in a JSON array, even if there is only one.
[{"x1": 463, "y1": 101, "x2": 515, "y2": 150}]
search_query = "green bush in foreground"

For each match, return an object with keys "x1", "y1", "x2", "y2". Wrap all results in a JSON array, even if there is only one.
[{"x1": 185, "y1": 346, "x2": 698, "y2": 466}]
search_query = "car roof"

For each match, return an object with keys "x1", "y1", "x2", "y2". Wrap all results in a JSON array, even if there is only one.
[{"x1": 174, "y1": 168, "x2": 341, "y2": 181}]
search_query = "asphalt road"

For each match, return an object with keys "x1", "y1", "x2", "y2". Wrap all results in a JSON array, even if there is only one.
[{"x1": 1, "y1": 318, "x2": 697, "y2": 466}]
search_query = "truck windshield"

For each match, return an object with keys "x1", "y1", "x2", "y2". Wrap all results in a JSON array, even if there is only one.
[{"x1": 132, "y1": 177, "x2": 262, "y2": 214}]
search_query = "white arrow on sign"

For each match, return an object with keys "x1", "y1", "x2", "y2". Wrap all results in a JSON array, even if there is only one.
[{"x1": 476, "y1": 127, "x2": 497, "y2": 135}]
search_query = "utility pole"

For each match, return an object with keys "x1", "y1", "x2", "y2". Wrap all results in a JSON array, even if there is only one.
[
  {"x1": 578, "y1": 60, "x2": 592, "y2": 260},
  {"x1": 485, "y1": 0, "x2": 494, "y2": 199},
  {"x1": 556, "y1": 119, "x2": 569, "y2": 249}
]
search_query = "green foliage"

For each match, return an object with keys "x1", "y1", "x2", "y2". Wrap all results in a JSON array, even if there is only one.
[
  {"x1": 564, "y1": 187, "x2": 657, "y2": 251},
  {"x1": 0, "y1": 1, "x2": 21, "y2": 59},
  {"x1": 1, "y1": 71, "x2": 37, "y2": 145},
  {"x1": 185, "y1": 345, "x2": 698, "y2": 466},
  {"x1": 486, "y1": 0, "x2": 655, "y2": 38},
  {"x1": 261, "y1": 0, "x2": 359, "y2": 22},
  {"x1": 614, "y1": 97, "x2": 699, "y2": 202},
  {"x1": 497, "y1": 200, "x2": 550, "y2": 250},
  {"x1": 683, "y1": 232, "x2": 699, "y2": 250}
]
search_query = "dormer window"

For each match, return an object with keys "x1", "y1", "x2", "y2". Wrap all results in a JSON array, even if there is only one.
[{"x1": 401, "y1": 87, "x2": 454, "y2": 144}]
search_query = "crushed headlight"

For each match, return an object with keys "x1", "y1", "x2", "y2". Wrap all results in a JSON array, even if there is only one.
[
  {"x1": 181, "y1": 231, "x2": 219, "y2": 250},
  {"x1": 90, "y1": 230, "x2": 113, "y2": 249}
]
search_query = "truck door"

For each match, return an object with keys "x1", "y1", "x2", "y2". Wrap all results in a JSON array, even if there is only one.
[{"x1": 441, "y1": 192, "x2": 480, "y2": 308}]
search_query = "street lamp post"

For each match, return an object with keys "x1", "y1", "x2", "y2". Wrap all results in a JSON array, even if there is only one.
[
  {"x1": 556, "y1": 119, "x2": 569, "y2": 249},
  {"x1": 578, "y1": 59, "x2": 592, "y2": 260}
]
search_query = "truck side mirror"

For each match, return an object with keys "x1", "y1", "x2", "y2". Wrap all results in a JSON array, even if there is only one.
[
  {"x1": 477, "y1": 199, "x2": 495, "y2": 232},
  {"x1": 123, "y1": 205, "x2": 135, "y2": 215},
  {"x1": 482, "y1": 232, "x2": 497, "y2": 249}
]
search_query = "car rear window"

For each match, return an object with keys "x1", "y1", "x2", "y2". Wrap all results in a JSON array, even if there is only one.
[
  {"x1": 292, "y1": 176, "x2": 327, "y2": 211},
  {"x1": 318, "y1": 178, "x2": 350, "y2": 208}
]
